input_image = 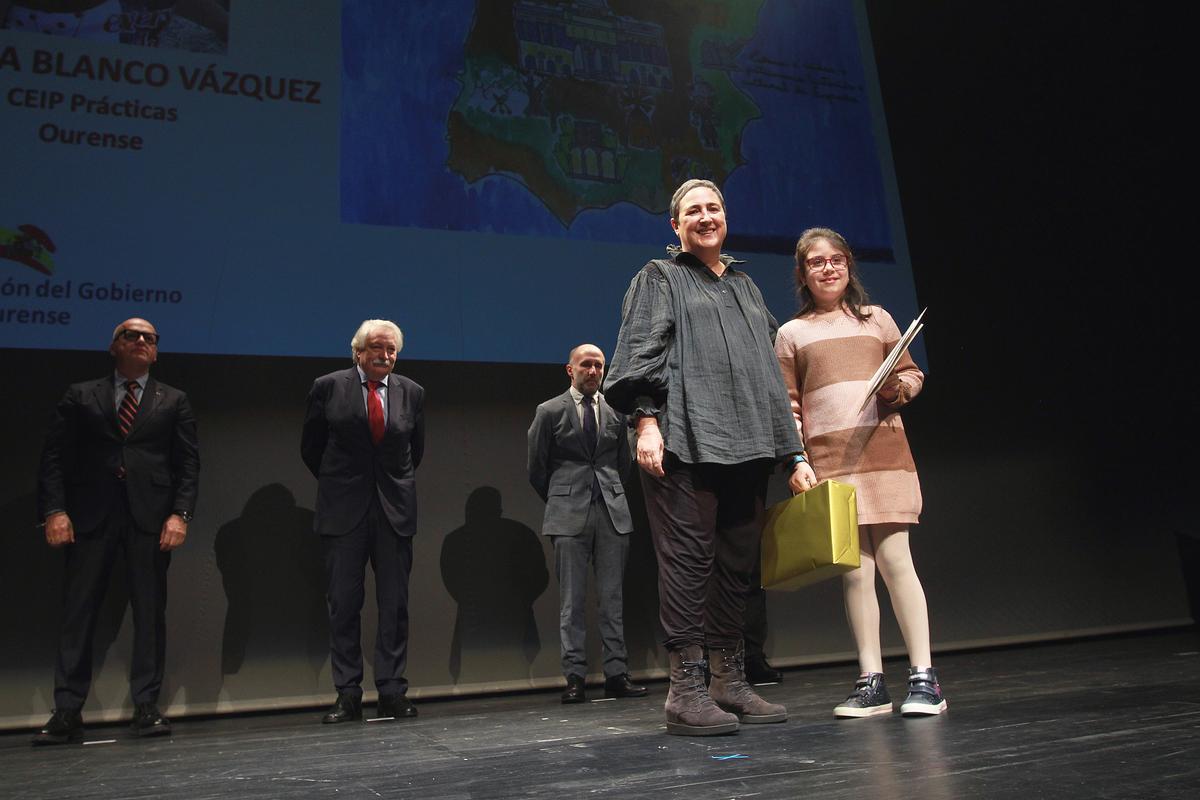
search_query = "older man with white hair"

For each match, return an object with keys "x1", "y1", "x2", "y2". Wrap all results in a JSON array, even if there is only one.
[{"x1": 302, "y1": 319, "x2": 425, "y2": 724}]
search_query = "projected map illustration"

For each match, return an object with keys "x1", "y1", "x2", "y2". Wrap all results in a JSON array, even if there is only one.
[
  {"x1": 1, "y1": 0, "x2": 911, "y2": 361},
  {"x1": 341, "y1": 0, "x2": 895, "y2": 258}
]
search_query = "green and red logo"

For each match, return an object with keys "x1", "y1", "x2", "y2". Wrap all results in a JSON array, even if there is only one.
[{"x1": 1, "y1": 224, "x2": 57, "y2": 275}]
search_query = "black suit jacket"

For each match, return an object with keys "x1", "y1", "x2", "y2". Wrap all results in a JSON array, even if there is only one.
[
  {"x1": 301, "y1": 367, "x2": 425, "y2": 537},
  {"x1": 37, "y1": 375, "x2": 200, "y2": 533}
]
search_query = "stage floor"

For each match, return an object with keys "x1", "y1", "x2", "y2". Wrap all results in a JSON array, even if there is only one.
[{"x1": 3, "y1": 630, "x2": 1197, "y2": 799}]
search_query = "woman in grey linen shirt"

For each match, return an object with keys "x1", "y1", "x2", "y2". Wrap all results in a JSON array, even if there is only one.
[{"x1": 604, "y1": 179, "x2": 815, "y2": 736}]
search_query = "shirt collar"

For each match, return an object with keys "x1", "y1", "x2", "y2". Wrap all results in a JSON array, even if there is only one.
[
  {"x1": 356, "y1": 365, "x2": 388, "y2": 386},
  {"x1": 568, "y1": 385, "x2": 601, "y2": 405},
  {"x1": 666, "y1": 245, "x2": 746, "y2": 278},
  {"x1": 114, "y1": 371, "x2": 148, "y2": 390}
]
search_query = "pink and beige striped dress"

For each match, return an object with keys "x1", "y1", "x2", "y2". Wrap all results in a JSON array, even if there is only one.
[{"x1": 775, "y1": 306, "x2": 923, "y2": 525}]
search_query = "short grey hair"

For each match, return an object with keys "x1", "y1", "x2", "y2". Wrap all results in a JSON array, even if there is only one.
[
  {"x1": 669, "y1": 178, "x2": 725, "y2": 222},
  {"x1": 350, "y1": 319, "x2": 403, "y2": 361}
]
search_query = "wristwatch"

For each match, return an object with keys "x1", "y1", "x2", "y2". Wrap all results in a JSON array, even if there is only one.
[{"x1": 175, "y1": 510, "x2": 193, "y2": 522}]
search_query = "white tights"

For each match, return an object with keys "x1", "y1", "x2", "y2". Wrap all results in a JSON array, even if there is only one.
[{"x1": 841, "y1": 523, "x2": 932, "y2": 674}]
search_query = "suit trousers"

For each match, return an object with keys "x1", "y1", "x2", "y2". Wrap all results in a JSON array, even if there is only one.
[
  {"x1": 321, "y1": 498, "x2": 413, "y2": 698},
  {"x1": 641, "y1": 455, "x2": 770, "y2": 651},
  {"x1": 551, "y1": 499, "x2": 630, "y2": 679},
  {"x1": 54, "y1": 490, "x2": 171, "y2": 711}
]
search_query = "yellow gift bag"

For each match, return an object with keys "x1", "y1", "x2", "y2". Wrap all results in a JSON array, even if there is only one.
[{"x1": 761, "y1": 479, "x2": 860, "y2": 590}]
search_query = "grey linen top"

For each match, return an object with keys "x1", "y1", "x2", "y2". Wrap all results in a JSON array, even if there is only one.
[{"x1": 603, "y1": 248, "x2": 804, "y2": 465}]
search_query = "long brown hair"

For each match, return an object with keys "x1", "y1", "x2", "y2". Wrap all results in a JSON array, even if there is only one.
[{"x1": 793, "y1": 227, "x2": 872, "y2": 321}]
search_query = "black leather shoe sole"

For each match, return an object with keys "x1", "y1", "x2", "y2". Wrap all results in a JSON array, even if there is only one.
[
  {"x1": 604, "y1": 686, "x2": 648, "y2": 699},
  {"x1": 133, "y1": 722, "x2": 172, "y2": 738},
  {"x1": 374, "y1": 699, "x2": 418, "y2": 720},
  {"x1": 31, "y1": 730, "x2": 83, "y2": 746}
]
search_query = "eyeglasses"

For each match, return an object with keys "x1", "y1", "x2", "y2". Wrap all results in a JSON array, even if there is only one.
[
  {"x1": 114, "y1": 329, "x2": 160, "y2": 345},
  {"x1": 805, "y1": 254, "x2": 848, "y2": 271}
]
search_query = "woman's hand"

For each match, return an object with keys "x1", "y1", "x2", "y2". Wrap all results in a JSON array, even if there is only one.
[
  {"x1": 636, "y1": 416, "x2": 666, "y2": 477},
  {"x1": 788, "y1": 461, "x2": 818, "y2": 493}
]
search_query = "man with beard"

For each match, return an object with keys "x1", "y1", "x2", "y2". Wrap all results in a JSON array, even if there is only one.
[{"x1": 528, "y1": 344, "x2": 645, "y2": 704}]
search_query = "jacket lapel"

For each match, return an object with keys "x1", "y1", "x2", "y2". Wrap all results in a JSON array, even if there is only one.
[
  {"x1": 347, "y1": 370, "x2": 369, "y2": 441},
  {"x1": 386, "y1": 373, "x2": 402, "y2": 437},
  {"x1": 93, "y1": 378, "x2": 119, "y2": 435},
  {"x1": 563, "y1": 391, "x2": 583, "y2": 440}
]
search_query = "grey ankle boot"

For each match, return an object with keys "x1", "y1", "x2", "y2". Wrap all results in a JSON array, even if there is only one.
[
  {"x1": 708, "y1": 644, "x2": 787, "y2": 724},
  {"x1": 664, "y1": 645, "x2": 739, "y2": 736}
]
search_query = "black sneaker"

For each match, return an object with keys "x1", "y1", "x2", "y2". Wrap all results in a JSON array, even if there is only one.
[
  {"x1": 833, "y1": 673, "x2": 892, "y2": 718},
  {"x1": 900, "y1": 666, "x2": 947, "y2": 716}
]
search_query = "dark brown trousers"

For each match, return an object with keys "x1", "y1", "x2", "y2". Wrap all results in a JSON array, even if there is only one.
[{"x1": 641, "y1": 455, "x2": 770, "y2": 651}]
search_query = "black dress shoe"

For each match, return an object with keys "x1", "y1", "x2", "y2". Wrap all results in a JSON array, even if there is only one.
[
  {"x1": 375, "y1": 694, "x2": 418, "y2": 720},
  {"x1": 131, "y1": 703, "x2": 172, "y2": 738},
  {"x1": 604, "y1": 673, "x2": 648, "y2": 699},
  {"x1": 31, "y1": 708, "x2": 83, "y2": 745},
  {"x1": 745, "y1": 655, "x2": 783, "y2": 685},
  {"x1": 322, "y1": 693, "x2": 363, "y2": 724},
  {"x1": 561, "y1": 674, "x2": 586, "y2": 704}
]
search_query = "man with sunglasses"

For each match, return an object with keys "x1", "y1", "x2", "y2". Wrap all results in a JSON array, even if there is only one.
[{"x1": 34, "y1": 317, "x2": 199, "y2": 745}]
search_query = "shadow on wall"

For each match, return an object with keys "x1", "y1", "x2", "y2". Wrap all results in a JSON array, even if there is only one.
[
  {"x1": 440, "y1": 486, "x2": 549, "y2": 685},
  {"x1": 213, "y1": 484, "x2": 328, "y2": 694},
  {"x1": 0, "y1": 492, "x2": 134, "y2": 716}
]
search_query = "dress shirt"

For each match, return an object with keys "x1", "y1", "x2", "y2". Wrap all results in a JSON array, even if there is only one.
[
  {"x1": 568, "y1": 385, "x2": 602, "y2": 432},
  {"x1": 356, "y1": 365, "x2": 388, "y2": 426},
  {"x1": 113, "y1": 371, "x2": 149, "y2": 411}
]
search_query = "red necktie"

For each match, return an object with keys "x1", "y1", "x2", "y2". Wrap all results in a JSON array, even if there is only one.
[
  {"x1": 367, "y1": 380, "x2": 385, "y2": 445},
  {"x1": 118, "y1": 380, "x2": 140, "y2": 437}
]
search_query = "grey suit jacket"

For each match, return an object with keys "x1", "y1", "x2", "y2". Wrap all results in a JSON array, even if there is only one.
[{"x1": 527, "y1": 389, "x2": 633, "y2": 536}]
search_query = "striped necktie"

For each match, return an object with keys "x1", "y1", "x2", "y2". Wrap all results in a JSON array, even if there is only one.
[{"x1": 118, "y1": 380, "x2": 140, "y2": 437}]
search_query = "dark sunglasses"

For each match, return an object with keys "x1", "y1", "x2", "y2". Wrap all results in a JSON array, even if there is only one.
[{"x1": 114, "y1": 329, "x2": 160, "y2": 345}]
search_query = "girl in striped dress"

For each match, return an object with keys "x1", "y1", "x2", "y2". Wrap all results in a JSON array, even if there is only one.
[{"x1": 774, "y1": 228, "x2": 947, "y2": 718}]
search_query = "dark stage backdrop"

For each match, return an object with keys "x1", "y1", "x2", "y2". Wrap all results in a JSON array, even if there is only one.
[
  {"x1": 0, "y1": 1, "x2": 1190, "y2": 730},
  {"x1": 0, "y1": 344, "x2": 1189, "y2": 730}
]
